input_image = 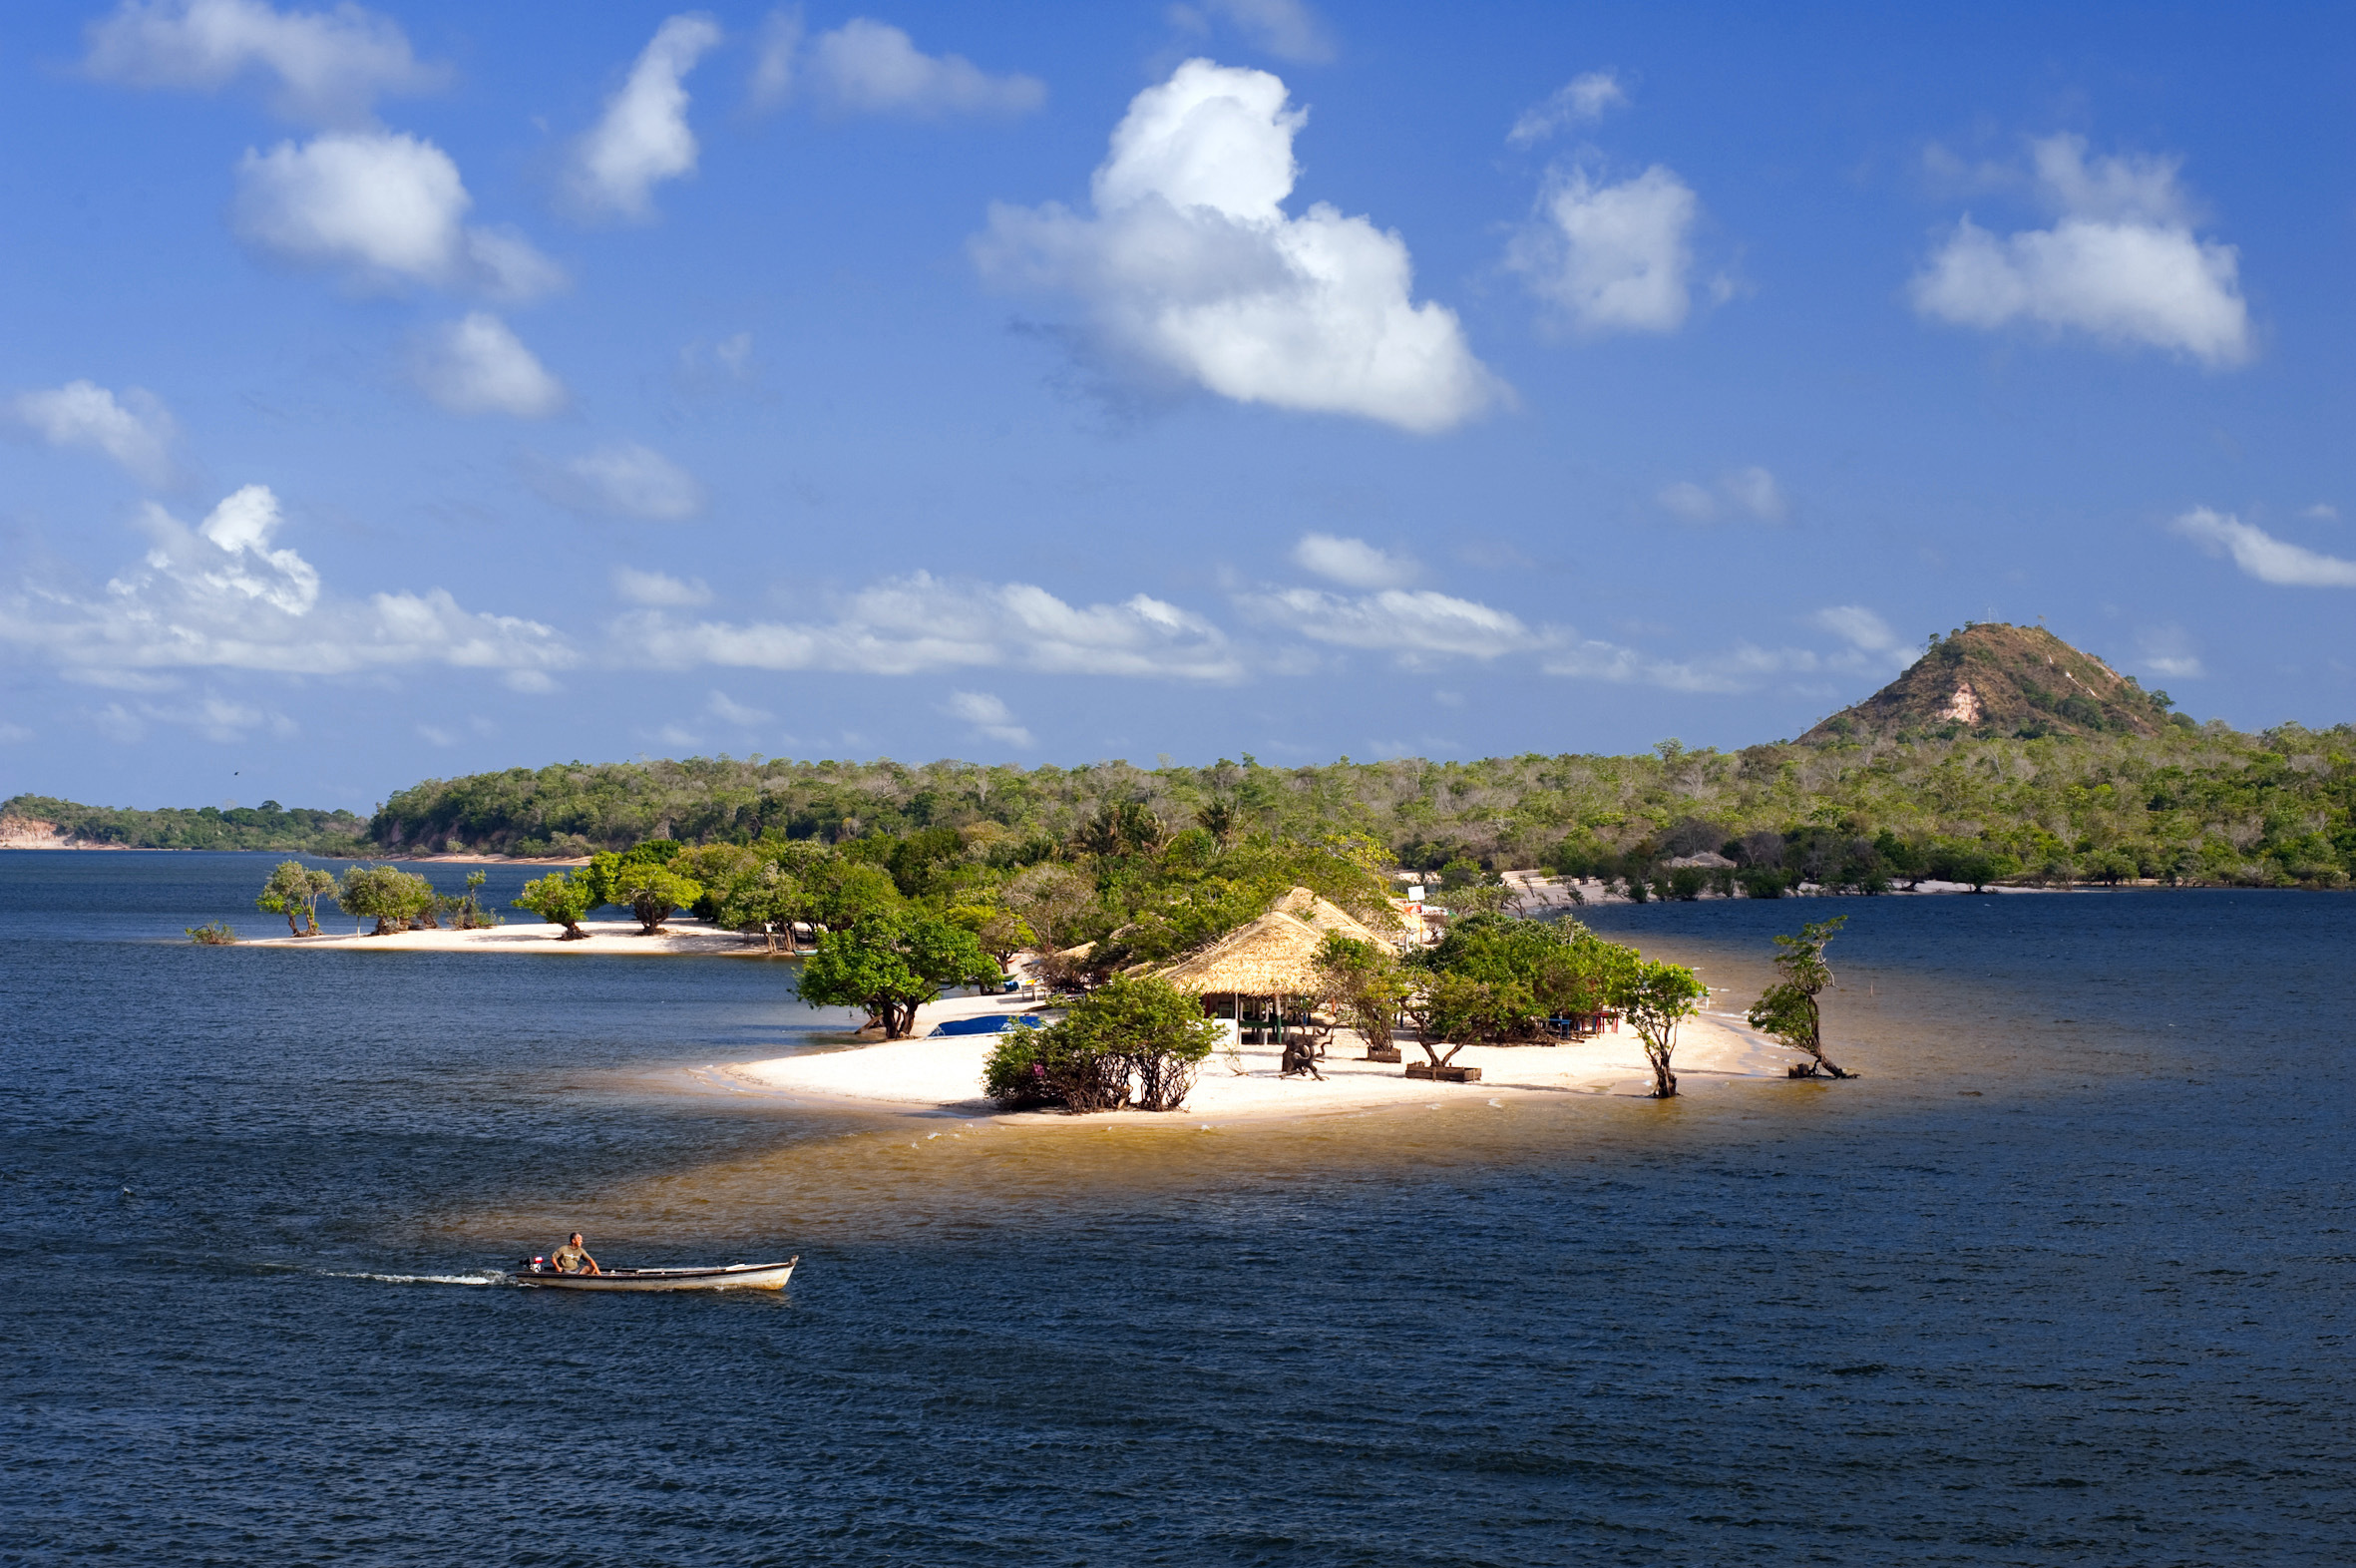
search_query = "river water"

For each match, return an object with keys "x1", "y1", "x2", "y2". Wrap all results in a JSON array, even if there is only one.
[{"x1": 2, "y1": 853, "x2": 2351, "y2": 1565}]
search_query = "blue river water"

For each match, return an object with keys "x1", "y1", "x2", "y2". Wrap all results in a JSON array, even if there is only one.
[{"x1": 2, "y1": 852, "x2": 2352, "y2": 1565}]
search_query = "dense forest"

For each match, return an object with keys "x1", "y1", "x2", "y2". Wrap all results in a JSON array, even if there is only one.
[
  {"x1": 0, "y1": 795, "x2": 367, "y2": 854},
  {"x1": 8, "y1": 626, "x2": 2353, "y2": 889},
  {"x1": 359, "y1": 720, "x2": 2356, "y2": 890}
]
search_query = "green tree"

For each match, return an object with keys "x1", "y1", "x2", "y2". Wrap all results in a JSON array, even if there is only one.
[
  {"x1": 255, "y1": 860, "x2": 336, "y2": 936},
  {"x1": 336, "y1": 864, "x2": 436, "y2": 935},
  {"x1": 1312, "y1": 932, "x2": 1409, "y2": 1050},
  {"x1": 1610, "y1": 960, "x2": 1709, "y2": 1098},
  {"x1": 1400, "y1": 972, "x2": 1508, "y2": 1071},
  {"x1": 716, "y1": 865, "x2": 807, "y2": 951},
  {"x1": 187, "y1": 922, "x2": 237, "y2": 945},
  {"x1": 947, "y1": 904, "x2": 1033, "y2": 966},
  {"x1": 798, "y1": 911, "x2": 999, "y2": 1038},
  {"x1": 1746, "y1": 915, "x2": 1852, "y2": 1078},
  {"x1": 621, "y1": 866, "x2": 701, "y2": 934},
  {"x1": 982, "y1": 974, "x2": 1223, "y2": 1112},
  {"x1": 513, "y1": 872, "x2": 594, "y2": 940}
]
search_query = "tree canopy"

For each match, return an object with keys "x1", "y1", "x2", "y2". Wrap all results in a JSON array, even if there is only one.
[
  {"x1": 255, "y1": 861, "x2": 337, "y2": 937},
  {"x1": 796, "y1": 911, "x2": 999, "y2": 1039}
]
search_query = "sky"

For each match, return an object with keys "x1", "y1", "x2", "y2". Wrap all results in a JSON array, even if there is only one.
[{"x1": 2, "y1": 1, "x2": 2353, "y2": 813}]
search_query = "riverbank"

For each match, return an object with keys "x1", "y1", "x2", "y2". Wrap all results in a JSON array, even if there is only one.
[
  {"x1": 245, "y1": 916, "x2": 763, "y2": 956},
  {"x1": 700, "y1": 989, "x2": 1799, "y2": 1122}
]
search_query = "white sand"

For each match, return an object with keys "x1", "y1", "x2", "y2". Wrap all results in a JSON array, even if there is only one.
[
  {"x1": 246, "y1": 916, "x2": 773, "y2": 957},
  {"x1": 705, "y1": 990, "x2": 1803, "y2": 1123}
]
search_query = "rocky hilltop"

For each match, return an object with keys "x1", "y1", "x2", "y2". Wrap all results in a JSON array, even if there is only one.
[{"x1": 1800, "y1": 622, "x2": 2181, "y2": 744}]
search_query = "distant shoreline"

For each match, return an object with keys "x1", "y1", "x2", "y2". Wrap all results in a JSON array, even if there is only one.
[{"x1": 0, "y1": 837, "x2": 589, "y2": 866}]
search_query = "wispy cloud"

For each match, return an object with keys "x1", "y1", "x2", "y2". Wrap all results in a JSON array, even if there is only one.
[
  {"x1": 412, "y1": 313, "x2": 567, "y2": 417},
  {"x1": 2171, "y1": 506, "x2": 2356, "y2": 587},
  {"x1": 802, "y1": 19, "x2": 1043, "y2": 116},
  {"x1": 1507, "y1": 70, "x2": 1627, "y2": 146},
  {"x1": 531, "y1": 443, "x2": 706, "y2": 522},
  {"x1": 11, "y1": 381, "x2": 180, "y2": 486},
  {"x1": 1291, "y1": 533, "x2": 1418, "y2": 589},
  {"x1": 946, "y1": 690, "x2": 1033, "y2": 747},
  {"x1": 1242, "y1": 587, "x2": 1553, "y2": 667},
  {"x1": 612, "y1": 567, "x2": 712, "y2": 606},
  {"x1": 0, "y1": 484, "x2": 572, "y2": 686},
  {"x1": 1657, "y1": 465, "x2": 1786, "y2": 524},
  {"x1": 1169, "y1": 0, "x2": 1335, "y2": 65},
  {"x1": 567, "y1": 13, "x2": 723, "y2": 221},
  {"x1": 616, "y1": 572, "x2": 1241, "y2": 680},
  {"x1": 82, "y1": 0, "x2": 447, "y2": 127}
]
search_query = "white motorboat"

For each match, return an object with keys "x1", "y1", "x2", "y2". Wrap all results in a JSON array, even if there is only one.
[{"x1": 513, "y1": 1256, "x2": 798, "y2": 1292}]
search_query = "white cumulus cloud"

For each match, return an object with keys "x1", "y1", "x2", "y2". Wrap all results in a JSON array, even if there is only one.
[
  {"x1": 946, "y1": 690, "x2": 1034, "y2": 748},
  {"x1": 613, "y1": 567, "x2": 713, "y2": 606},
  {"x1": 803, "y1": 19, "x2": 1044, "y2": 116},
  {"x1": 1911, "y1": 135, "x2": 2250, "y2": 366},
  {"x1": 568, "y1": 13, "x2": 723, "y2": 221},
  {"x1": 11, "y1": 381, "x2": 180, "y2": 486},
  {"x1": 2171, "y1": 507, "x2": 2356, "y2": 587},
  {"x1": 1507, "y1": 71, "x2": 1627, "y2": 146},
  {"x1": 1291, "y1": 533, "x2": 1417, "y2": 588},
  {"x1": 532, "y1": 443, "x2": 707, "y2": 522},
  {"x1": 233, "y1": 131, "x2": 563, "y2": 296},
  {"x1": 82, "y1": 0, "x2": 446, "y2": 127},
  {"x1": 975, "y1": 58, "x2": 1497, "y2": 433},
  {"x1": 1508, "y1": 164, "x2": 1699, "y2": 334},
  {"x1": 413, "y1": 313, "x2": 567, "y2": 417},
  {"x1": 0, "y1": 484, "x2": 572, "y2": 685},
  {"x1": 616, "y1": 572, "x2": 1241, "y2": 680}
]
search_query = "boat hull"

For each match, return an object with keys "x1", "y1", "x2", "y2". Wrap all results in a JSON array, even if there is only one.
[{"x1": 516, "y1": 1257, "x2": 797, "y2": 1292}]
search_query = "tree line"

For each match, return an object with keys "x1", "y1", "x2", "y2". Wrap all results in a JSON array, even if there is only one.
[{"x1": 361, "y1": 721, "x2": 2356, "y2": 890}]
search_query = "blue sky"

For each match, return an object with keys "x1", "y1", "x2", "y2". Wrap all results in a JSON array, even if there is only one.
[{"x1": 2, "y1": 1, "x2": 2352, "y2": 812}]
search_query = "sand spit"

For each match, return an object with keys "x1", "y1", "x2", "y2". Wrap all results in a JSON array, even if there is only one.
[
  {"x1": 245, "y1": 917, "x2": 768, "y2": 957},
  {"x1": 703, "y1": 991, "x2": 1804, "y2": 1125}
]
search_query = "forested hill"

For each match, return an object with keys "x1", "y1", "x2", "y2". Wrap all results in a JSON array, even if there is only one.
[
  {"x1": 1801, "y1": 621, "x2": 2178, "y2": 743},
  {"x1": 0, "y1": 795, "x2": 367, "y2": 853},
  {"x1": 366, "y1": 717, "x2": 2356, "y2": 890},
  {"x1": 12, "y1": 624, "x2": 2355, "y2": 888}
]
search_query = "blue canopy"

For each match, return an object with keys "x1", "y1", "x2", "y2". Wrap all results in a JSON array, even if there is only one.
[{"x1": 927, "y1": 1013, "x2": 1042, "y2": 1037}]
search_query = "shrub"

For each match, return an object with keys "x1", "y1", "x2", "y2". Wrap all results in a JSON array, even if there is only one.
[
  {"x1": 982, "y1": 974, "x2": 1222, "y2": 1113},
  {"x1": 187, "y1": 922, "x2": 237, "y2": 945}
]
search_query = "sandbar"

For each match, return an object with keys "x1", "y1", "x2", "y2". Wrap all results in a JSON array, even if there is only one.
[
  {"x1": 699, "y1": 990, "x2": 1803, "y2": 1124},
  {"x1": 245, "y1": 917, "x2": 767, "y2": 957}
]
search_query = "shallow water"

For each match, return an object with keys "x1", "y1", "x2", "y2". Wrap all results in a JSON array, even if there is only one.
[{"x1": 3, "y1": 854, "x2": 2352, "y2": 1565}]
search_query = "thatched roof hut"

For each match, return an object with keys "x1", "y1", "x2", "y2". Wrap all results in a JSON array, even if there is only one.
[
  {"x1": 1268, "y1": 886, "x2": 1392, "y2": 946},
  {"x1": 1155, "y1": 911, "x2": 1331, "y2": 997}
]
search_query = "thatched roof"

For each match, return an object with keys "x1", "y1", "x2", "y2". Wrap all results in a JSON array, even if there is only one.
[
  {"x1": 1268, "y1": 886, "x2": 1391, "y2": 946},
  {"x1": 1155, "y1": 911, "x2": 1331, "y2": 996}
]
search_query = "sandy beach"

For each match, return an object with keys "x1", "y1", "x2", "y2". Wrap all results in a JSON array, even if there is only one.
[
  {"x1": 697, "y1": 988, "x2": 1803, "y2": 1124},
  {"x1": 246, "y1": 916, "x2": 769, "y2": 956}
]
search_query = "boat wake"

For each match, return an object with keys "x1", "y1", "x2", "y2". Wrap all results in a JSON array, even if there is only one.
[{"x1": 323, "y1": 1270, "x2": 507, "y2": 1287}]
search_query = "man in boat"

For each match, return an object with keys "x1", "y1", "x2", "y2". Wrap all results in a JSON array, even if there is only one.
[{"x1": 551, "y1": 1233, "x2": 601, "y2": 1275}]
